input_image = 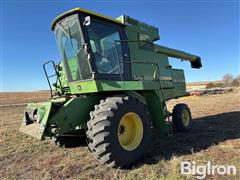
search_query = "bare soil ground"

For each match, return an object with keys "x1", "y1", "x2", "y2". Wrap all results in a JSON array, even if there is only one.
[
  {"x1": 0, "y1": 91, "x2": 50, "y2": 105},
  {"x1": 0, "y1": 91, "x2": 240, "y2": 179}
]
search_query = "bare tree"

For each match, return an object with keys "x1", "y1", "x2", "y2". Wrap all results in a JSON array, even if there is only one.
[
  {"x1": 232, "y1": 75, "x2": 240, "y2": 87},
  {"x1": 223, "y1": 73, "x2": 234, "y2": 87},
  {"x1": 236, "y1": 75, "x2": 240, "y2": 84}
]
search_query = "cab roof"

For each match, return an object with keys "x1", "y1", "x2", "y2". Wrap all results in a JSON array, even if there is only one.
[{"x1": 51, "y1": 7, "x2": 125, "y2": 30}]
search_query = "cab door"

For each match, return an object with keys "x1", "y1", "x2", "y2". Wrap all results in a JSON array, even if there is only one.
[{"x1": 55, "y1": 14, "x2": 92, "y2": 82}]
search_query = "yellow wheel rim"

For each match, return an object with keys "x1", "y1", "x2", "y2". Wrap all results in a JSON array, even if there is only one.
[
  {"x1": 118, "y1": 112, "x2": 143, "y2": 151},
  {"x1": 182, "y1": 109, "x2": 190, "y2": 127}
]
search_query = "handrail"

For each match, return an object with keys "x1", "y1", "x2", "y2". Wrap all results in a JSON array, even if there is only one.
[{"x1": 43, "y1": 60, "x2": 62, "y2": 97}]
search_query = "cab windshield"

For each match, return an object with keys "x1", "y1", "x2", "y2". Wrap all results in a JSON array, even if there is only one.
[{"x1": 54, "y1": 15, "x2": 92, "y2": 81}]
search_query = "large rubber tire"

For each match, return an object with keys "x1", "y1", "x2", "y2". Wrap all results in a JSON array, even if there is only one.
[
  {"x1": 86, "y1": 96, "x2": 151, "y2": 168},
  {"x1": 172, "y1": 103, "x2": 192, "y2": 132}
]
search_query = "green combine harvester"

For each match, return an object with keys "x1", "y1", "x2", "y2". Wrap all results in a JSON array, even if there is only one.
[{"x1": 20, "y1": 7, "x2": 202, "y2": 168}]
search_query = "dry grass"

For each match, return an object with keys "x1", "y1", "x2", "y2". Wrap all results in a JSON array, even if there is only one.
[{"x1": 0, "y1": 91, "x2": 240, "y2": 179}]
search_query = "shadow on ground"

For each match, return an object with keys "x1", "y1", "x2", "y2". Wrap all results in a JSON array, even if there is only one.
[
  {"x1": 53, "y1": 111, "x2": 240, "y2": 167},
  {"x1": 143, "y1": 111, "x2": 240, "y2": 165}
]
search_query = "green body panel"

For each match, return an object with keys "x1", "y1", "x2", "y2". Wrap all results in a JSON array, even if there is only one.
[
  {"x1": 69, "y1": 80, "x2": 98, "y2": 93},
  {"x1": 47, "y1": 95, "x2": 100, "y2": 135},
  {"x1": 68, "y1": 78, "x2": 186, "y2": 99},
  {"x1": 116, "y1": 15, "x2": 160, "y2": 43},
  {"x1": 69, "y1": 80, "x2": 161, "y2": 94},
  {"x1": 143, "y1": 91, "x2": 168, "y2": 135}
]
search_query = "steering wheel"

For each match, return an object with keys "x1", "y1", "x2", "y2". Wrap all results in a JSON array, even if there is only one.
[
  {"x1": 107, "y1": 64, "x2": 120, "y2": 74},
  {"x1": 94, "y1": 52, "x2": 114, "y2": 67}
]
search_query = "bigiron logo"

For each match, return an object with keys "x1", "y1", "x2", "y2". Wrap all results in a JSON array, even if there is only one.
[{"x1": 180, "y1": 161, "x2": 237, "y2": 179}]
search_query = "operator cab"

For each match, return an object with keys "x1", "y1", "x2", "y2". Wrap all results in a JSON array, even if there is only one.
[{"x1": 52, "y1": 8, "x2": 131, "y2": 83}]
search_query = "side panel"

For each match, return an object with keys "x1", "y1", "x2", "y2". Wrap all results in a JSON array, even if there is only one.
[
  {"x1": 47, "y1": 96, "x2": 101, "y2": 136},
  {"x1": 162, "y1": 69, "x2": 187, "y2": 100},
  {"x1": 157, "y1": 54, "x2": 174, "y2": 88},
  {"x1": 171, "y1": 69, "x2": 186, "y2": 96},
  {"x1": 143, "y1": 91, "x2": 168, "y2": 135},
  {"x1": 69, "y1": 80, "x2": 161, "y2": 94}
]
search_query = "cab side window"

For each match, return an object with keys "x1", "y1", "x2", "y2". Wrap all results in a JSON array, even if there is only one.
[{"x1": 86, "y1": 20, "x2": 123, "y2": 74}]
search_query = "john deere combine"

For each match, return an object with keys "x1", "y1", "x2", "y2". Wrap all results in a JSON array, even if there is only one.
[{"x1": 20, "y1": 7, "x2": 202, "y2": 168}]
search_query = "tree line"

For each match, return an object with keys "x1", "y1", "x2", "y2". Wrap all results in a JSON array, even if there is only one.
[{"x1": 206, "y1": 74, "x2": 240, "y2": 89}]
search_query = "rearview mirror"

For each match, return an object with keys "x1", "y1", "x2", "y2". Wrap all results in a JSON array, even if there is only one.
[{"x1": 83, "y1": 16, "x2": 91, "y2": 26}]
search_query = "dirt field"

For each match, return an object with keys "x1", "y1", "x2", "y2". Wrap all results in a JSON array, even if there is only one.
[
  {"x1": 0, "y1": 91, "x2": 240, "y2": 179},
  {"x1": 0, "y1": 91, "x2": 50, "y2": 105}
]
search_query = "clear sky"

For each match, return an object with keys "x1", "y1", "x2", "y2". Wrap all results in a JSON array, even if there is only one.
[{"x1": 1, "y1": 0, "x2": 239, "y2": 92}]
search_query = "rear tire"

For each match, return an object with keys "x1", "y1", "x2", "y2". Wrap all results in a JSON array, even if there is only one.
[
  {"x1": 172, "y1": 103, "x2": 192, "y2": 132},
  {"x1": 86, "y1": 96, "x2": 151, "y2": 168}
]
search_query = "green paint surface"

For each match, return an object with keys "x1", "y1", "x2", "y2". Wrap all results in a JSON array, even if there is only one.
[{"x1": 143, "y1": 91, "x2": 168, "y2": 135}]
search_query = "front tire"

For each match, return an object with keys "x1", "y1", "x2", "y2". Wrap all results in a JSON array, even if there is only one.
[{"x1": 86, "y1": 96, "x2": 151, "y2": 168}]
